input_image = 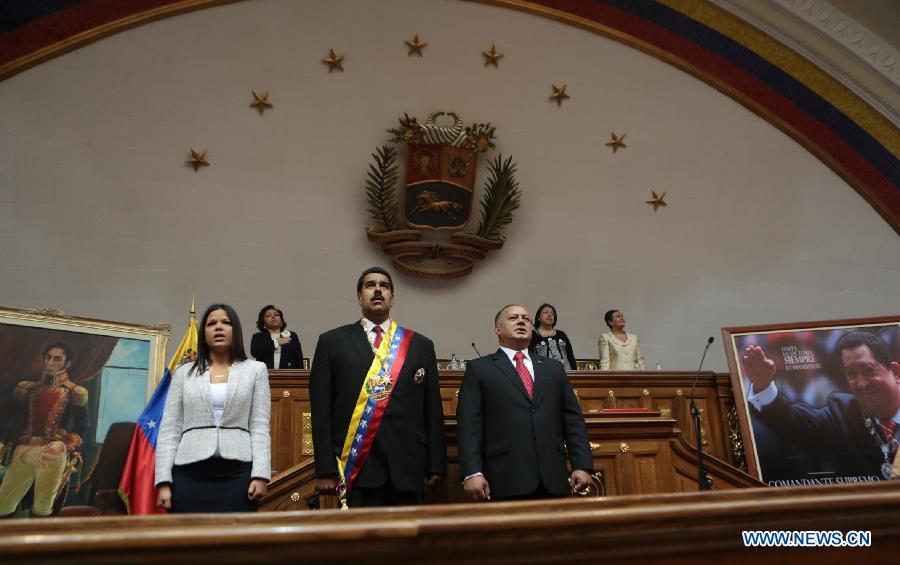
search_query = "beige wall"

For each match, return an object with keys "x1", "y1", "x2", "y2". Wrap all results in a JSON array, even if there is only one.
[{"x1": 0, "y1": 0, "x2": 897, "y2": 372}]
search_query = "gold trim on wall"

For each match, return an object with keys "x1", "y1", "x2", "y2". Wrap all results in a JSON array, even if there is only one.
[
  {"x1": 464, "y1": 0, "x2": 900, "y2": 234},
  {"x1": 0, "y1": 305, "x2": 171, "y2": 399},
  {"x1": 1, "y1": 0, "x2": 895, "y2": 234},
  {"x1": 302, "y1": 412, "x2": 314, "y2": 456},
  {"x1": 0, "y1": 0, "x2": 243, "y2": 82}
]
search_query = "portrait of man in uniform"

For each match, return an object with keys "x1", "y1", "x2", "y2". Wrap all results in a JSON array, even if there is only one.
[{"x1": 0, "y1": 342, "x2": 87, "y2": 517}]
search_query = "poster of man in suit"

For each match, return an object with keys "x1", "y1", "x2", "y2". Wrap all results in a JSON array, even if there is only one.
[{"x1": 727, "y1": 320, "x2": 900, "y2": 486}]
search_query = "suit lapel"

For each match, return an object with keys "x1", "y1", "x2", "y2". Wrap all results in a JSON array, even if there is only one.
[
  {"x1": 491, "y1": 349, "x2": 532, "y2": 403},
  {"x1": 348, "y1": 321, "x2": 375, "y2": 369},
  {"x1": 532, "y1": 355, "x2": 548, "y2": 405},
  {"x1": 222, "y1": 361, "x2": 240, "y2": 421},
  {"x1": 195, "y1": 368, "x2": 214, "y2": 421}
]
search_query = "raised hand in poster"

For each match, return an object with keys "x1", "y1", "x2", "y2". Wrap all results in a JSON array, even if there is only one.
[{"x1": 742, "y1": 345, "x2": 777, "y2": 392}]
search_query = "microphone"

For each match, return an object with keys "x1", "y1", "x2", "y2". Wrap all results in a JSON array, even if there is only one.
[
  {"x1": 471, "y1": 342, "x2": 482, "y2": 358},
  {"x1": 690, "y1": 337, "x2": 715, "y2": 399},
  {"x1": 690, "y1": 336, "x2": 715, "y2": 491}
]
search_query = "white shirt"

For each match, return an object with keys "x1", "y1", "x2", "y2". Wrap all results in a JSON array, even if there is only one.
[
  {"x1": 210, "y1": 382, "x2": 228, "y2": 427},
  {"x1": 269, "y1": 332, "x2": 282, "y2": 368},
  {"x1": 747, "y1": 381, "x2": 778, "y2": 410},
  {"x1": 887, "y1": 408, "x2": 900, "y2": 427},
  {"x1": 499, "y1": 345, "x2": 535, "y2": 382},
  {"x1": 362, "y1": 318, "x2": 391, "y2": 347}
]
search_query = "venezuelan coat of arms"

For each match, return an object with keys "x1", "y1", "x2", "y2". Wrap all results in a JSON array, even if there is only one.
[{"x1": 364, "y1": 111, "x2": 521, "y2": 279}]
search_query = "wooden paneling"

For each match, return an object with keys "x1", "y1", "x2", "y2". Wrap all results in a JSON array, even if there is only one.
[
  {"x1": 259, "y1": 415, "x2": 761, "y2": 511},
  {"x1": 268, "y1": 369, "x2": 745, "y2": 473},
  {"x1": 267, "y1": 372, "x2": 311, "y2": 475}
]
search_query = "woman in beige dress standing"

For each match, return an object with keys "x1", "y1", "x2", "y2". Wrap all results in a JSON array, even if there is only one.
[{"x1": 598, "y1": 309, "x2": 645, "y2": 370}]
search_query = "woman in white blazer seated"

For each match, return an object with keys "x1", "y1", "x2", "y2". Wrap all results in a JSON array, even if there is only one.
[{"x1": 155, "y1": 304, "x2": 271, "y2": 512}]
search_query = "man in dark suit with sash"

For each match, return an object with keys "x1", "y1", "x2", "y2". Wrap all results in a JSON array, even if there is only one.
[
  {"x1": 457, "y1": 304, "x2": 593, "y2": 501},
  {"x1": 309, "y1": 266, "x2": 446, "y2": 507}
]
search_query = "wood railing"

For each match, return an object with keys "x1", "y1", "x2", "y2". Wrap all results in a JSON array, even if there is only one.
[{"x1": 3, "y1": 481, "x2": 899, "y2": 563}]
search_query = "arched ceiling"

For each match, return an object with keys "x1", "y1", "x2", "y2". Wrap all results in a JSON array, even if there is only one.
[{"x1": 0, "y1": 0, "x2": 897, "y2": 233}]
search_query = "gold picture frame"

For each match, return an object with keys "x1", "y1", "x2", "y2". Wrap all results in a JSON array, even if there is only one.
[{"x1": 0, "y1": 305, "x2": 170, "y2": 517}]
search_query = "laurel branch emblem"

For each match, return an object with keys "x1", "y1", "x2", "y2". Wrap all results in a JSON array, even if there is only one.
[{"x1": 365, "y1": 111, "x2": 521, "y2": 279}]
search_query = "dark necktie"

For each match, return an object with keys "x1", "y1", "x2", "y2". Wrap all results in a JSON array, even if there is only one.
[
  {"x1": 372, "y1": 326, "x2": 383, "y2": 349},
  {"x1": 513, "y1": 351, "x2": 534, "y2": 399}
]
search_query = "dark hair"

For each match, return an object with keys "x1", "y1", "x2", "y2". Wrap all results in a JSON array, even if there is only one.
[
  {"x1": 190, "y1": 304, "x2": 247, "y2": 375},
  {"x1": 256, "y1": 305, "x2": 287, "y2": 332},
  {"x1": 604, "y1": 310, "x2": 620, "y2": 329},
  {"x1": 837, "y1": 331, "x2": 893, "y2": 369},
  {"x1": 494, "y1": 304, "x2": 521, "y2": 326},
  {"x1": 42, "y1": 342, "x2": 74, "y2": 363},
  {"x1": 356, "y1": 266, "x2": 394, "y2": 294},
  {"x1": 535, "y1": 303, "x2": 557, "y2": 328}
]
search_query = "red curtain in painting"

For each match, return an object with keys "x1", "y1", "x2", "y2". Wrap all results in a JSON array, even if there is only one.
[{"x1": 0, "y1": 323, "x2": 118, "y2": 428}]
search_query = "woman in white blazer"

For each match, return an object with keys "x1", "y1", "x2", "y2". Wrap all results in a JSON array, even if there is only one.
[
  {"x1": 155, "y1": 304, "x2": 271, "y2": 512},
  {"x1": 598, "y1": 309, "x2": 646, "y2": 371}
]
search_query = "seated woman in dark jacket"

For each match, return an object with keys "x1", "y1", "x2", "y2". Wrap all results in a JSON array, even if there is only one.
[
  {"x1": 529, "y1": 303, "x2": 578, "y2": 370},
  {"x1": 250, "y1": 305, "x2": 303, "y2": 369}
]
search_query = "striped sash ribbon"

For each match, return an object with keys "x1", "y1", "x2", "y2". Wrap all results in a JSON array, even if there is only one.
[{"x1": 336, "y1": 321, "x2": 414, "y2": 507}]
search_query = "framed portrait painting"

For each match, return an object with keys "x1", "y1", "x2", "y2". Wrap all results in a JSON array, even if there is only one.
[
  {"x1": 723, "y1": 316, "x2": 900, "y2": 487},
  {"x1": 0, "y1": 306, "x2": 169, "y2": 517}
]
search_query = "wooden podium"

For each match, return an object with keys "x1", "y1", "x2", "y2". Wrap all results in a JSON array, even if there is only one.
[{"x1": 261, "y1": 370, "x2": 760, "y2": 511}]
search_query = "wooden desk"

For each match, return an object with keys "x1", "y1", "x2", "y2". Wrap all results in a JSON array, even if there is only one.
[
  {"x1": 268, "y1": 370, "x2": 745, "y2": 477},
  {"x1": 260, "y1": 412, "x2": 760, "y2": 512}
]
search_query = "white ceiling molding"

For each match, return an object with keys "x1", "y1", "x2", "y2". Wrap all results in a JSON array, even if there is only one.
[{"x1": 711, "y1": 0, "x2": 900, "y2": 128}]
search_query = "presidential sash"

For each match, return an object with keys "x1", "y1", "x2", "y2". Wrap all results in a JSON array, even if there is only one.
[{"x1": 336, "y1": 321, "x2": 414, "y2": 506}]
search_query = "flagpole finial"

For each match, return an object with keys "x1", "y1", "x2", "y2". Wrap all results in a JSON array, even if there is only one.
[{"x1": 190, "y1": 294, "x2": 195, "y2": 314}]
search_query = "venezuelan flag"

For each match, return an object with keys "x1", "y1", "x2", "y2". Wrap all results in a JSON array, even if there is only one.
[{"x1": 118, "y1": 302, "x2": 198, "y2": 514}]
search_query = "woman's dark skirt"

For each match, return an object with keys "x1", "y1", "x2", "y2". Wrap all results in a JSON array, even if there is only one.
[{"x1": 171, "y1": 457, "x2": 256, "y2": 513}]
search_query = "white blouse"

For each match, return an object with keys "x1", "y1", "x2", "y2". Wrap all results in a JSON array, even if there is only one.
[{"x1": 210, "y1": 382, "x2": 227, "y2": 427}]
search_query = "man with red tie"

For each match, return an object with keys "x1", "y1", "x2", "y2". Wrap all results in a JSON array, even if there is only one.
[
  {"x1": 744, "y1": 330, "x2": 900, "y2": 480},
  {"x1": 457, "y1": 304, "x2": 594, "y2": 501},
  {"x1": 309, "y1": 267, "x2": 446, "y2": 507}
]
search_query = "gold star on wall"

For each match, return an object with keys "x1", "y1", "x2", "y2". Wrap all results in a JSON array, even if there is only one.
[
  {"x1": 186, "y1": 148, "x2": 209, "y2": 172},
  {"x1": 646, "y1": 191, "x2": 667, "y2": 211},
  {"x1": 606, "y1": 132, "x2": 626, "y2": 152},
  {"x1": 405, "y1": 34, "x2": 427, "y2": 57},
  {"x1": 549, "y1": 84, "x2": 570, "y2": 106},
  {"x1": 482, "y1": 45, "x2": 503, "y2": 67},
  {"x1": 323, "y1": 49, "x2": 344, "y2": 73},
  {"x1": 250, "y1": 91, "x2": 273, "y2": 115}
]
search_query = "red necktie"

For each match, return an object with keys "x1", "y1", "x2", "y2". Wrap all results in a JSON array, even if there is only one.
[
  {"x1": 372, "y1": 326, "x2": 383, "y2": 349},
  {"x1": 514, "y1": 351, "x2": 533, "y2": 399},
  {"x1": 880, "y1": 420, "x2": 898, "y2": 458}
]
